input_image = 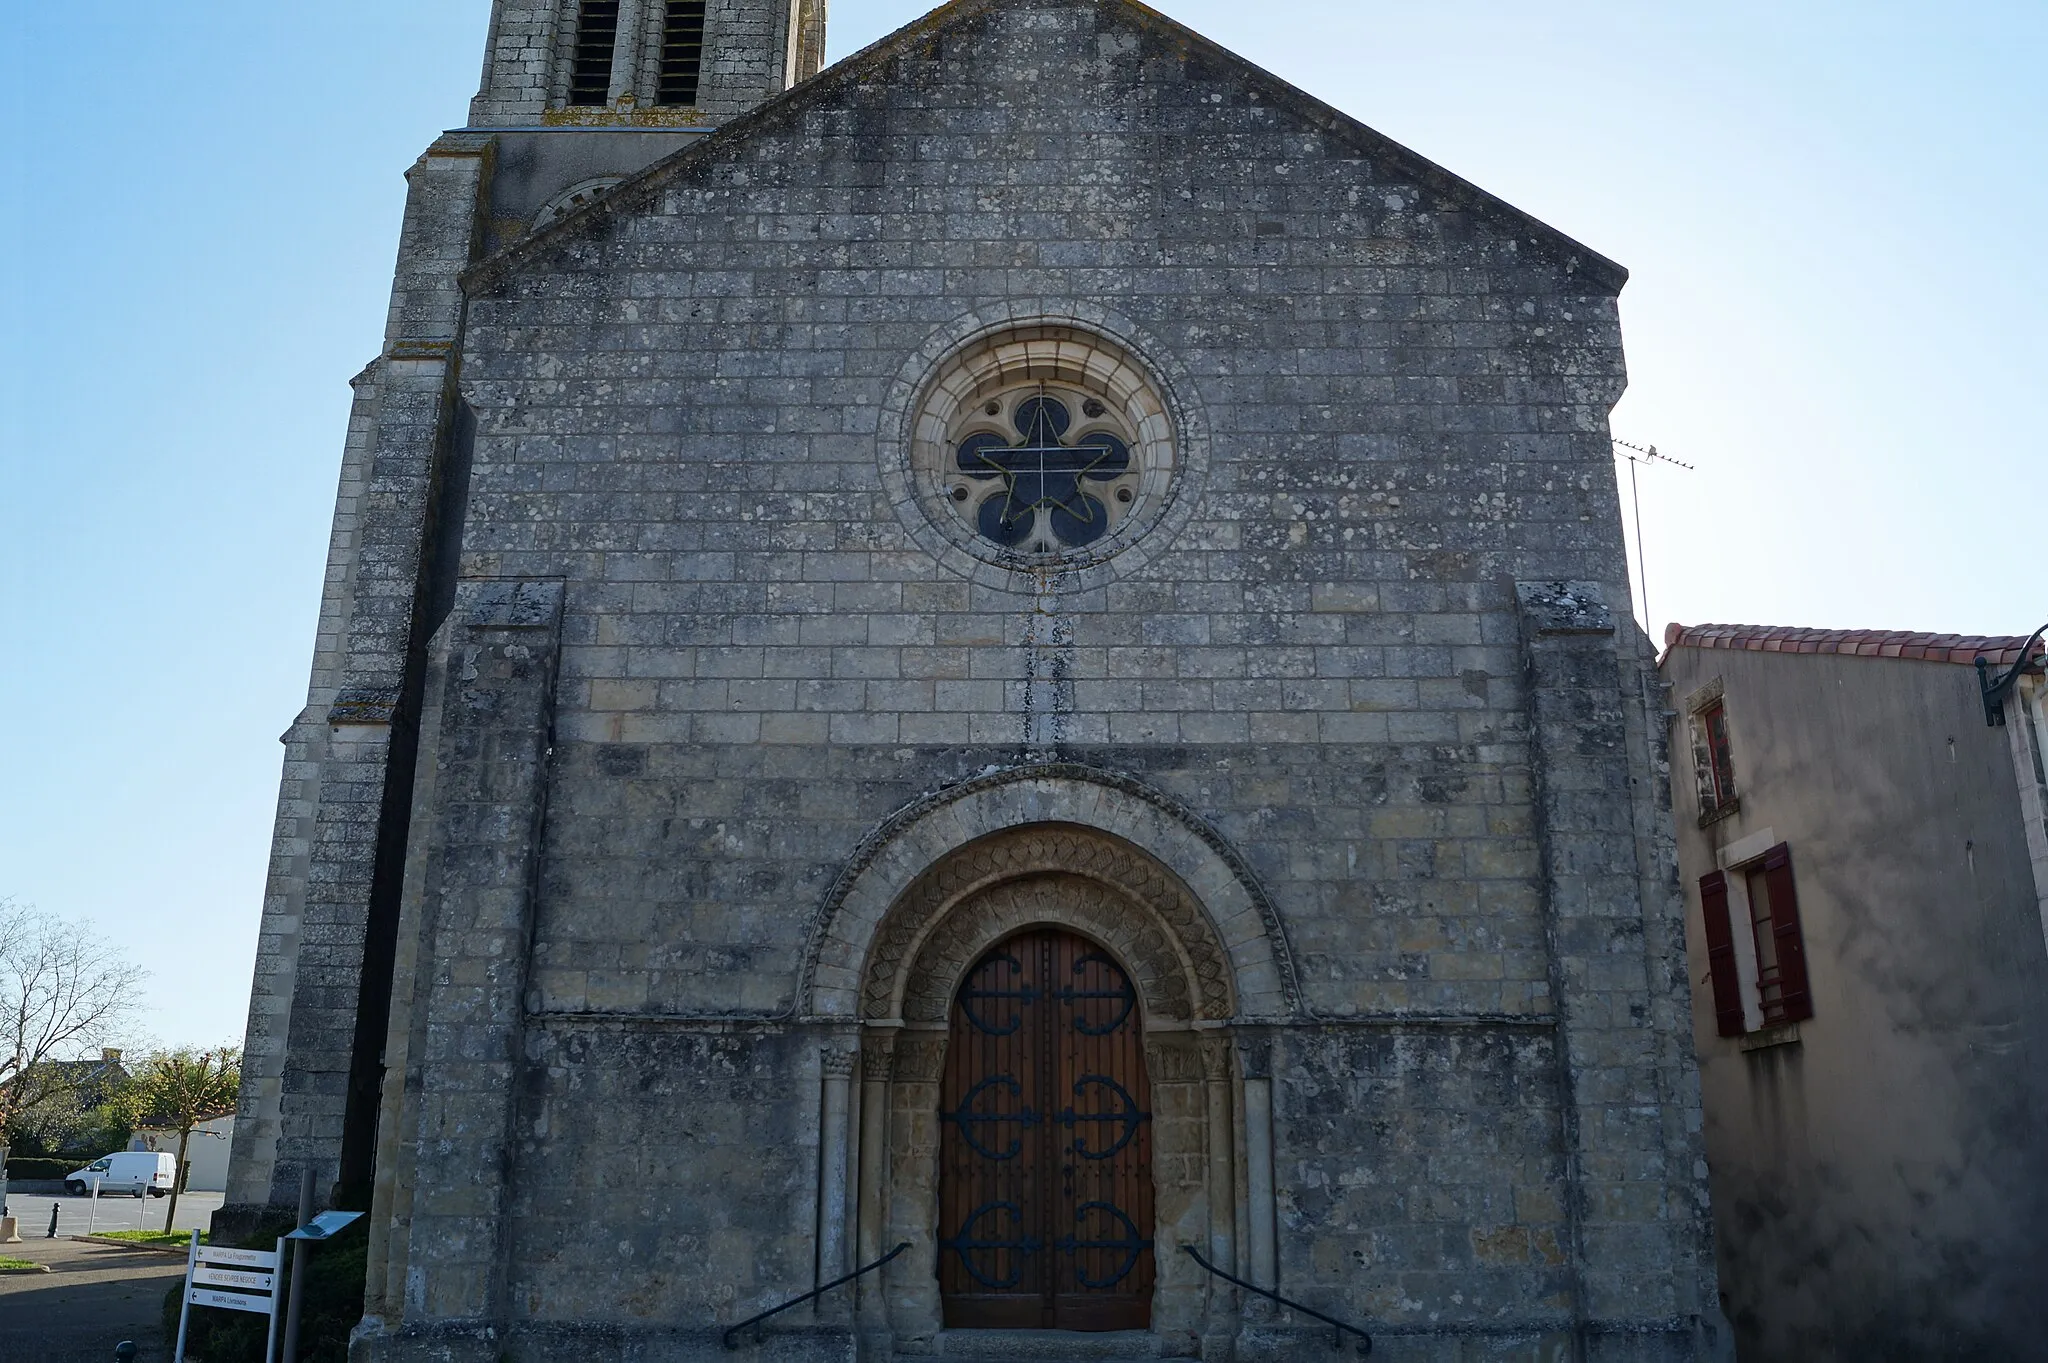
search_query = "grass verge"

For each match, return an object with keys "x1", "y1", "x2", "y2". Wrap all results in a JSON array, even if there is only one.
[{"x1": 87, "y1": 1229, "x2": 202, "y2": 1249}]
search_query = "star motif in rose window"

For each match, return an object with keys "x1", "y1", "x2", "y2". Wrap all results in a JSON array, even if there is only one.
[{"x1": 955, "y1": 396, "x2": 1132, "y2": 550}]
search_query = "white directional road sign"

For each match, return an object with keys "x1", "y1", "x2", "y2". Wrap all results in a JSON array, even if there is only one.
[
  {"x1": 195, "y1": 1265, "x2": 276, "y2": 1291},
  {"x1": 198, "y1": 1245, "x2": 278, "y2": 1269},
  {"x1": 187, "y1": 1287, "x2": 272, "y2": 1315}
]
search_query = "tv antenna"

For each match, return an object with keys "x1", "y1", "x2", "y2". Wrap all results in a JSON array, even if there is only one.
[{"x1": 1612, "y1": 438, "x2": 1694, "y2": 633}]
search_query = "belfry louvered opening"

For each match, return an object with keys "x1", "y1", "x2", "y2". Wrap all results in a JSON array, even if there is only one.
[
  {"x1": 658, "y1": 1, "x2": 709, "y2": 106},
  {"x1": 567, "y1": 0, "x2": 621, "y2": 106}
]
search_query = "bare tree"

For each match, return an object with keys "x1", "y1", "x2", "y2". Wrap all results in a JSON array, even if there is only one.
[
  {"x1": 115, "y1": 1047, "x2": 241, "y2": 1233},
  {"x1": 0, "y1": 900, "x2": 147, "y2": 1219}
]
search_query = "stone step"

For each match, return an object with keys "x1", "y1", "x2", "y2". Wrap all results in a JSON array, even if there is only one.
[{"x1": 929, "y1": 1329, "x2": 1174, "y2": 1362}]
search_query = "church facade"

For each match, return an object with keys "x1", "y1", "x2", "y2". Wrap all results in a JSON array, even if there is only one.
[{"x1": 226, "y1": 2, "x2": 1725, "y2": 1360}]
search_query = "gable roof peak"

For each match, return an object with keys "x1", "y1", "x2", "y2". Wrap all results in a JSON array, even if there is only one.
[{"x1": 467, "y1": 0, "x2": 1625, "y2": 295}]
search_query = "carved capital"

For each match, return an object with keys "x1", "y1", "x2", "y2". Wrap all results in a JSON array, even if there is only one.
[
  {"x1": 892, "y1": 1034, "x2": 948, "y2": 1086},
  {"x1": 1234, "y1": 1033, "x2": 1274, "y2": 1080},
  {"x1": 860, "y1": 1032, "x2": 897, "y2": 1083},
  {"x1": 1144, "y1": 1032, "x2": 1207, "y2": 1083},
  {"x1": 1199, "y1": 1032, "x2": 1236, "y2": 1081},
  {"x1": 821, "y1": 1046, "x2": 858, "y2": 1080}
]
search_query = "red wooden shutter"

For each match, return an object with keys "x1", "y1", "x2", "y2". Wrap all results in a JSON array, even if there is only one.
[
  {"x1": 1761, "y1": 844, "x2": 1814, "y2": 1023},
  {"x1": 1698, "y1": 871, "x2": 1747, "y2": 1037}
]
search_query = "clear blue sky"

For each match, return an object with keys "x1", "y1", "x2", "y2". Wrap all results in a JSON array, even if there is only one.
[{"x1": 3, "y1": 2, "x2": 2042, "y2": 1050}]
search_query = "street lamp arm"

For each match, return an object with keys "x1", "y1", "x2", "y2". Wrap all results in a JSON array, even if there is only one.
[{"x1": 1976, "y1": 622, "x2": 2048, "y2": 727}]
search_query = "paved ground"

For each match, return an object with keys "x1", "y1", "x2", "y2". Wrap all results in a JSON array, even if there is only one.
[
  {"x1": 0, "y1": 1193, "x2": 226, "y2": 1362},
  {"x1": 7, "y1": 1189, "x2": 224, "y2": 1240}
]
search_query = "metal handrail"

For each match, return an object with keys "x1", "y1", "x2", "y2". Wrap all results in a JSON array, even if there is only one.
[
  {"x1": 1182, "y1": 1245, "x2": 1373, "y2": 1356},
  {"x1": 723, "y1": 1241, "x2": 910, "y2": 1348}
]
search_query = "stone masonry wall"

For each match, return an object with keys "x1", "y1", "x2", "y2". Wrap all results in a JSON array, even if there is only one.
[{"x1": 460, "y1": 0, "x2": 1635, "y2": 1028}]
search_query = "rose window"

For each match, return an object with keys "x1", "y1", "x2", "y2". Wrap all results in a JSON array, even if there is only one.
[{"x1": 909, "y1": 327, "x2": 1176, "y2": 566}]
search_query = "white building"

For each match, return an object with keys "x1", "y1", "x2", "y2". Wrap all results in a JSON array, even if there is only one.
[{"x1": 131, "y1": 1115, "x2": 234, "y2": 1193}]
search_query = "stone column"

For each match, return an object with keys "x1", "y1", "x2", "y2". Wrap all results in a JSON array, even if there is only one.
[
  {"x1": 608, "y1": 0, "x2": 647, "y2": 105},
  {"x1": 1243, "y1": 1079, "x2": 1277, "y2": 1289},
  {"x1": 1236, "y1": 1032, "x2": 1278, "y2": 1330},
  {"x1": 1200, "y1": 1032, "x2": 1238, "y2": 1320},
  {"x1": 856, "y1": 1024, "x2": 898, "y2": 1339},
  {"x1": 817, "y1": 1044, "x2": 857, "y2": 1295},
  {"x1": 884, "y1": 1029, "x2": 947, "y2": 1345}
]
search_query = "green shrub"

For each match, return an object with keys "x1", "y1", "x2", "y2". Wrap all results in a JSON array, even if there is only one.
[
  {"x1": 161, "y1": 1213, "x2": 368, "y2": 1363},
  {"x1": 4, "y1": 1157, "x2": 78, "y2": 1181}
]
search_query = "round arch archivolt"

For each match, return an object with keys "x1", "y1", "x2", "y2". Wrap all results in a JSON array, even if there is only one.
[
  {"x1": 879, "y1": 831, "x2": 1226, "y2": 1027},
  {"x1": 799, "y1": 763, "x2": 1302, "y2": 1025}
]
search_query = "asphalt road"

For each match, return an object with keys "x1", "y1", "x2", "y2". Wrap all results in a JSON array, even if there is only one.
[
  {"x1": 0, "y1": 1192, "x2": 226, "y2": 1363},
  {"x1": 8, "y1": 1189, "x2": 224, "y2": 1241}
]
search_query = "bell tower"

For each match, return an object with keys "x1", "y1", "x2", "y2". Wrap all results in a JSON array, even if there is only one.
[
  {"x1": 470, "y1": 0, "x2": 828, "y2": 126},
  {"x1": 220, "y1": 0, "x2": 831, "y2": 1231}
]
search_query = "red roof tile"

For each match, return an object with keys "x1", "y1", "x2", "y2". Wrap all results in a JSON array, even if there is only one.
[{"x1": 1663, "y1": 622, "x2": 2047, "y2": 669}]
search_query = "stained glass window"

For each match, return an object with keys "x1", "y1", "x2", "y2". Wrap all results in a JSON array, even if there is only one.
[{"x1": 948, "y1": 390, "x2": 1140, "y2": 554}]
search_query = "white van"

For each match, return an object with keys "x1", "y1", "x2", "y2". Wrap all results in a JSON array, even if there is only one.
[{"x1": 64, "y1": 1151, "x2": 176, "y2": 1198}]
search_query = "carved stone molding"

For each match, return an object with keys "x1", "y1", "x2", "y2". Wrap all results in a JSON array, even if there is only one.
[
  {"x1": 800, "y1": 762, "x2": 1303, "y2": 1022},
  {"x1": 1144, "y1": 1031, "x2": 1208, "y2": 1084},
  {"x1": 862, "y1": 826, "x2": 1235, "y2": 1025},
  {"x1": 892, "y1": 1034, "x2": 949, "y2": 1086}
]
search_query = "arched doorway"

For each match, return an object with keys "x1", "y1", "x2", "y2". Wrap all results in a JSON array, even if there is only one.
[
  {"x1": 938, "y1": 929, "x2": 1155, "y2": 1331},
  {"x1": 822, "y1": 811, "x2": 1297, "y2": 1349}
]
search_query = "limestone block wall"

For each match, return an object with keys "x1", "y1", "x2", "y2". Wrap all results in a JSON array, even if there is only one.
[
  {"x1": 455, "y1": 0, "x2": 1638, "y2": 1034},
  {"x1": 1268, "y1": 1029, "x2": 1570, "y2": 1323}
]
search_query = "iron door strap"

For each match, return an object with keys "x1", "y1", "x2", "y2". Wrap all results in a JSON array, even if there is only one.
[
  {"x1": 959, "y1": 952, "x2": 1036, "y2": 1035},
  {"x1": 941, "y1": 1201, "x2": 1042, "y2": 1290},
  {"x1": 1056, "y1": 1074, "x2": 1151, "y2": 1160},
  {"x1": 1055, "y1": 1202, "x2": 1153, "y2": 1289},
  {"x1": 941, "y1": 1074, "x2": 1040, "y2": 1161},
  {"x1": 1055, "y1": 952, "x2": 1137, "y2": 1035}
]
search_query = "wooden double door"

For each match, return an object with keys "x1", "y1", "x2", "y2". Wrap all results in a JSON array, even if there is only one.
[{"x1": 938, "y1": 930, "x2": 1155, "y2": 1331}]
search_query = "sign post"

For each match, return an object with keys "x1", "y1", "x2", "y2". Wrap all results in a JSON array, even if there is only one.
[
  {"x1": 278, "y1": 1210, "x2": 365, "y2": 1363},
  {"x1": 173, "y1": 1234, "x2": 288, "y2": 1363}
]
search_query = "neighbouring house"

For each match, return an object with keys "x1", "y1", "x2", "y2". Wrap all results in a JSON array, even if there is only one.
[
  {"x1": 1660, "y1": 623, "x2": 2048, "y2": 1362},
  {"x1": 6, "y1": 1049, "x2": 131, "y2": 1158},
  {"x1": 131, "y1": 1116, "x2": 234, "y2": 1193}
]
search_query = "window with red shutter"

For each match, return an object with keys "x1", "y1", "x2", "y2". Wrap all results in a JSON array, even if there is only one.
[
  {"x1": 1698, "y1": 871, "x2": 1748, "y2": 1037},
  {"x1": 1702, "y1": 702, "x2": 1736, "y2": 807},
  {"x1": 1686, "y1": 688, "x2": 1741, "y2": 825},
  {"x1": 1759, "y1": 843, "x2": 1814, "y2": 1023}
]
